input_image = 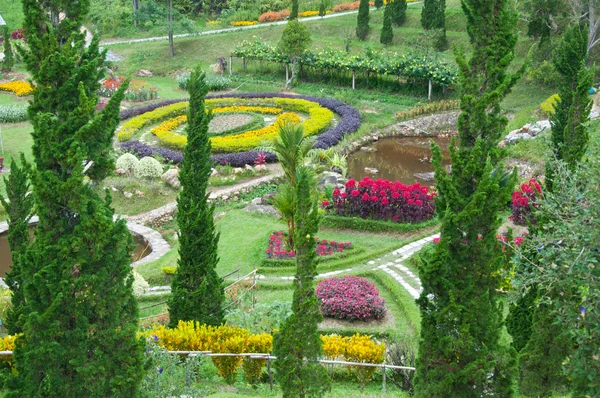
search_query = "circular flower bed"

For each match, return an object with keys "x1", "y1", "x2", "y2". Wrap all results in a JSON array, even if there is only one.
[
  {"x1": 316, "y1": 276, "x2": 386, "y2": 321},
  {"x1": 118, "y1": 93, "x2": 361, "y2": 167},
  {"x1": 266, "y1": 230, "x2": 352, "y2": 259}
]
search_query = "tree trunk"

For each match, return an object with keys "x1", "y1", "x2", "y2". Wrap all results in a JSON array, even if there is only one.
[{"x1": 168, "y1": 0, "x2": 174, "y2": 57}]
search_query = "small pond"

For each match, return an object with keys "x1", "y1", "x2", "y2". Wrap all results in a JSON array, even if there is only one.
[
  {"x1": 347, "y1": 137, "x2": 452, "y2": 185},
  {"x1": 0, "y1": 229, "x2": 151, "y2": 278}
]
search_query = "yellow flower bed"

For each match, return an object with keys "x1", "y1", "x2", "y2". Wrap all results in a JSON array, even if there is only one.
[
  {"x1": 299, "y1": 10, "x2": 319, "y2": 17},
  {"x1": 230, "y1": 21, "x2": 258, "y2": 26},
  {"x1": 0, "y1": 81, "x2": 35, "y2": 97},
  {"x1": 121, "y1": 97, "x2": 334, "y2": 153}
]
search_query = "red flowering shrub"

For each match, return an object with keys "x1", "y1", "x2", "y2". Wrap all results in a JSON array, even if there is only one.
[
  {"x1": 266, "y1": 231, "x2": 352, "y2": 259},
  {"x1": 258, "y1": 10, "x2": 291, "y2": 22},
  {"x1": 254, "y1": 152, "x2": 267, "y2": 166},
  {"x1": 99, "y1": 77, "x2": 125, "y2": 97},
  {"x1": 326, "y1": 177, "x2": 436, "y2": 223},
  {"x1": 510, "y1": 178, "x2": 542, "y2": 225},
  {"x1": 11, "y1": 28, "x2": 25, "y2": 41},
  {"x1": 316, "y1": 276, "x2": 386, "y2": 321}
]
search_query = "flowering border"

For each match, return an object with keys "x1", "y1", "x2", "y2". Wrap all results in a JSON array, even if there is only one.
[{"x1": 118, "y1": 93, "x2": 361, "y2": 166}]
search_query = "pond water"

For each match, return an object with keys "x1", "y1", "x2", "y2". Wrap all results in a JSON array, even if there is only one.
[
  {"x1": 347, "y1": 137, "x2": 452, "y2": 185},
  {"x1": 0, "y1": 230, "x2": 151, "y2": 278}
]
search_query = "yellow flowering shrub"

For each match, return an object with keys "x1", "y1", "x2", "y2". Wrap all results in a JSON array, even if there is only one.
[
  {"x1": 212, "y1": 335, "x2": 248, "y2": 384},
  {"x1": 230, "y1": 21, "x2": 258, "y2": 26},
  {"x1": 0, "y1": 334, "x2": 18, "y2": 369},
  {"x1": 540, "y1": 94, "x2": 560, "y2": 115},
  {"x1": 242, "y1": 334, "x2": 273, "y2": 385},
  {"x1": 321, "y1": 334, "x2": 347, "y2": 360},
  {"x1": 0, "y1": 81, "x2": 35, "y2": 97}
]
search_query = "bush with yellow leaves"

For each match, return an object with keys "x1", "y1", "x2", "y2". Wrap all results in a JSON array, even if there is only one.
[{"x1": 242, "y1": 333, "x2": 273, "y2": 385}]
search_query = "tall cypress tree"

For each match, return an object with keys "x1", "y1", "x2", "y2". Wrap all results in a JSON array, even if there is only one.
[
  {"x1": 2, "y1": 26, "x2": 15, "y2": 72},
  {"x1": 273, "y1": 166, "x2": 331, "y2": 398},
  {"x1": 548, "y1": 24, "x2": 592, "y2": 173},
  {"x1": 392, "y1": 0, "x2": 407, "y2": 26},
  {"x1": 375, "y1": 0, "x2": 384, "y2": 10},
  {"x1": 0, "y1": 155, "x2": 33, "y2": 335},
  {"x1": 380, "y1": 3, "x2": 394, "y2": 45},
  {"x1": 319, "y1": 0, "x2": 326, "y2": 17},
  {"x1": 290, "y1": 0, "x2": 299, "y2": 20},
  {"x1": 414, "y1": 0, "x2": 523, "y2": 395},
  {"x1": 421, "y1": 0, "x2": 447, "y2": 49},
  {"x1": 356, "y1": 0, "x2": 370, "y2": 40},
  {"x1": 421, "y1": 0, "x2": 437, "y2": 29},
  {"x1": 9, "y1": 1, "x2": 145, "y2": 396},
  {"x1": 168, "y1": 66, "x2": 224, "y2": 327}
]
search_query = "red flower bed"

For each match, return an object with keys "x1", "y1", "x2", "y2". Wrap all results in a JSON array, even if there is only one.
[
  {"x1": 326, "y1": 177, "x2": 436, "y2": 223},
  {"x1": 258, "y1": 10, "x2": 291, "y2": 22},
  {"x1": 316, "y1": 276, "x2": 386, "y2": 321},
  {"x1": 510, "y1": 178, "x2": 542, "y2": 226},
  {"x1": 265, "y1": 231, "x2": 352, "y2": 259},
  {"x1": 99, "y1": 77, "x2": 125, "y2": 97}
]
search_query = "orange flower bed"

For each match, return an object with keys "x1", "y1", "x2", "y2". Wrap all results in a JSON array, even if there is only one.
[
  {"x1": 332, "y1": 1, "x2": 374, "y2": 12},
  {"x1": 259, "y1": 10, "x2": 291, "y2": 22}
]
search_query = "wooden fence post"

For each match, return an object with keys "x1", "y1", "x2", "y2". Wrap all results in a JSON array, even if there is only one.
[
  {"x1": 352, "y1": 71, "x2": 356, "y2": 90},
  {"x1": 382, "y1": 365, "x2": 386, "y2": 393},
  {"x1": 229, "y1": 56, "x2": 232, "y2": 75},
  {"x1": 428, "y1": 79, "x2": 433, "y2": 101}
]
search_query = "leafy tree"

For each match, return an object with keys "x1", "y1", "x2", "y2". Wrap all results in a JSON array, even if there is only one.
[
  {"x1": 392, "y1": 0, "x2": 407, "y2": 26},
  {"x1": 290, "y1": 0, "x2": 299, "y2": 20},
  {"x1": 375, "y1": 0, "x2": 384, "y2": 10},
  {"x1": 420, "y1": 0, "x2": 447, "y2": 50},
  {"x1": 380, "y1": 3, "x2": 394, "y2": 45},
  {"x1": 319, "y1": 0, "x2": 326, "y2": 17},
  {"x1": 278, "y1": 19, "x2": 312, "y2": 88},
  {"x1": 168, "y1": 66, "x2": 224, "y2": 327},
  {"x1": 273, "y1": 166, "x2": 331, "y2": 398},
  {"x1": 548, "y1": 24, "x2": 593, "y2": 177},
  {"x1": 524, "y1": 0, "x2": 562, "y2": 43},
  {"x1": 2, "y1": 26, "x2": 15, "y2": 72},
  {"x1": 8, "y1": 0, "x2": 145, "y2": 396},
  {"x1": 0, "y1": 155, "x2": 33, "y2": 335},
  {"x1": 356, "y1": 0, "x2": 370, "y2": 40},
  {"x1": 414, "y1": 0, "x2": 524, "y2": 395}
]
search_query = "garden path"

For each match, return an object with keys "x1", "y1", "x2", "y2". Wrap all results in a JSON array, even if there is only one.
[{"x1": 100, "y1": 3, "x2": 421, "y2": 47}]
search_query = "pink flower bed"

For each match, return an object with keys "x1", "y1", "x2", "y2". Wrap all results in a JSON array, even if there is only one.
[
  {"x1": 316, "y1": 276, "x2": 386, "y2": 321},
  {"x1": 326, "y1": 177, "x2": 436, "y2": 223},
  {"x1": 510, "y1": 178, "x2": 542, "y2": 226},
  {"x1": 265, "y1": 231, "x2": 352, "y2": 259}
]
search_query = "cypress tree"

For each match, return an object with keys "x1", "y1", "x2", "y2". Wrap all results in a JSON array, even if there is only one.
[
  {"x1": 421, "y1": 0, "x2": 437, "y2": 29},
  {"x1": 9, "y1": 0, "x2": 145, "y2": 395},
  {"x1": 548, "y1": 24, "x2": 592, "y2": 173},
  {"x1": 420, "y1": 0, "x2": 447, "y2": 50},
  {"x1": 356, "y1": 0, "x2": 370, "y2": 40},
  {"x1": 375, "y1": 0, "x2": 384, "y2": 10},
  {"x1": 392, "y1": 0, "x2": 407, "y2": 26},
  {"x1": 414, "y1": 0, "x2": 523, "y2": 395},
  {"x1": 506, "y1": 286, "x2": 537, "y2": 353},
  {"x1": 2, "y1": 26, "x2": 15, "y2": 72},
  {"x1": 0, "y1": 155, "x2": 33, "y2": 335},
  {"x1": 290, "y1": 0, "x2": 299, "y2": 20},
  {"x1": 168, "y1": 66, "x2": 224, "y2": 327},
  {"x1": 273, "y1": 166, "x2": 331, "y2": 398},
  {"x1": 380, "y1": 3, "x2": 394, "y2": 45},
  {"x1": 319, "y1": 0, "x2": 326, "y2": 17}
]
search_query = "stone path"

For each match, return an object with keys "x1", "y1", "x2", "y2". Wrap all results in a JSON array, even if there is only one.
[{"x1": 100, "y1": 5, "x2": 420, "y2": 47}]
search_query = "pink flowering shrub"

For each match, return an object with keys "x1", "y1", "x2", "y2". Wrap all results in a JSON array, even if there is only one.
[
  {"x1": 316, "y1": 276, "x2": 386, "y2": 321},
  {"x1": 265, "y1": 231, "x2": 352, "y2": 259},
  {"x1": 510, "y1": 178, "x2": 542, "y2": 225},
  {"x1": 326, "y1": 177, "x2": 436, "y2": 223}
]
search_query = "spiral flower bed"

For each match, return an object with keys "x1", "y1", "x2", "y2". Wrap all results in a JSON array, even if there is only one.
[{"x1": 118, "y1": 93, "x2": 361, "y2": 167}]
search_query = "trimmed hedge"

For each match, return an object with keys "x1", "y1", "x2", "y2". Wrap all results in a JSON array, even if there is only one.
[
  {"x1": 321, "y1": 214, "x2": 439, "y2": 233},
  {"x1": 0, "y1": 104, "x2": 28, "y2": 123}
]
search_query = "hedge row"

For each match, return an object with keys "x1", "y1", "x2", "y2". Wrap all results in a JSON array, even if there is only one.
[{"x1": 321, "y1": 214, "x2": 439, "y2": 233}]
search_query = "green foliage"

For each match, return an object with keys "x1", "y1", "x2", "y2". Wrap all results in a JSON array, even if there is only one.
[
  {"x1": 524, "y1": 0, "x2": 562, "y2": 42},
  {"x1": 356, "y1": 0, "x2": 370, "y2": 41},
  {"x1": 0, "y1": 155, "x2": 33, "y2": 335},
  {"x1": 420, "y1": 0, "x2": 446, "y2": 50},
  {"x1": 168, "y1": 67, "x2": 225, "y2": 327},
  {"x1": 321, "y1": 214, "x2": 439, "y2": 233},
  {"x1": 380, "y1": 3, "x2": 394, "y2": 45},
  {"x1": 278, "y1": 19, "x2": 312, "y2": 60},
  {"x1": 273, "y1": 167, "x2": 331, "y2": 398},
  {"x1": 9, "y1": 0, "x2": 145, "y2": 395},
  {"x1": 374, "y1": 0, "x2": 384, "y2": 10},
  {"x1": 548, "y1": 24, "x2": 593, "y2": 179},
  {"x1": 319, "y1": 0, "x2": 327, "y2": 17},
  {"x1": 392, "y1": 0, "x2": 407, "y2": 26},
  {"x1": 512, "y1": 158, "x2": 600, "y2": 396},
  {"x1": 414, "y1": 0, "x2": 523, "y2": 395},
  {"x1": 506, "y1": 286, "x2": 536, "y2": 353},
  {"x1": 0, "y1": 105, "x2": 28, "y2": 123},
  {"x1": 2, "y1": 26, "x2": 15, "y2": 72},
  {"x1": 290, "y1": 0, "x2": 299, "y2": 19}
]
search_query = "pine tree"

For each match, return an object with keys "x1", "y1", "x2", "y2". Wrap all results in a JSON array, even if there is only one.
[
  {"x1": 356, "y1": 0, "x2": 370, "y2": 40},
  {"x1": 290, "y1": 0, "x2": 299, "y2": 20},
  {"x1": 375, "y1": 0, "x2": 384, "y2": 10},
  {"x1": 420, "y1": 0, "x2": 447, "y2": 50},
  {"x1": 0, "y1": 155, "x2": 33, "y2": 335},
  {"x1": 273, "y1": 166, "x2": 331, "y2": 398},
  {"x1": 392, "y1": 0, "x2": 407, "y2": 26},
  {"x1": 319, "y1": 0, "x2": 326, "y2": 17},
  {"x1": 2, "y1": 26, "x2": 15, "y2": 72},
  {"x1": 168, "y1": 66, "x2": 224, "y2": 327},
  {"x1": 421, "y1": 0, "x2": 437, "y2": 29},
  {"x1": 414, "y1": 0, "x2": 524, "y2": 395},
  {"x1": 380, "y1": 3, "x2": 394, "y2": 45},
  {"x1": 506, "y1": 286, "x2": 537, "y2": 353},
  {"x1": 9, "y1": 1, "x2": 144, "y2": 395},
  {"x1": 549, "y1": 24, "x2": 592, "y2": 173}
]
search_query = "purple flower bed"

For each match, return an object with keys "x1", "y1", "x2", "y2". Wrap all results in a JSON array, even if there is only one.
[
  {"x1": 118, "y1": 93, "x2": 361, "y2": 166},
  {"x1": 316, "y1": 276, "x2": 386, "y2": 322}
]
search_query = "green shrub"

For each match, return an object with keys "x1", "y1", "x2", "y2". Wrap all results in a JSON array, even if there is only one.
[
  {"x1": 0, "y1": 105, "x2": 28, "y2": 123},
  {"x1": 321, "y1": 215, "x2": 439, "y2": 233}
]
